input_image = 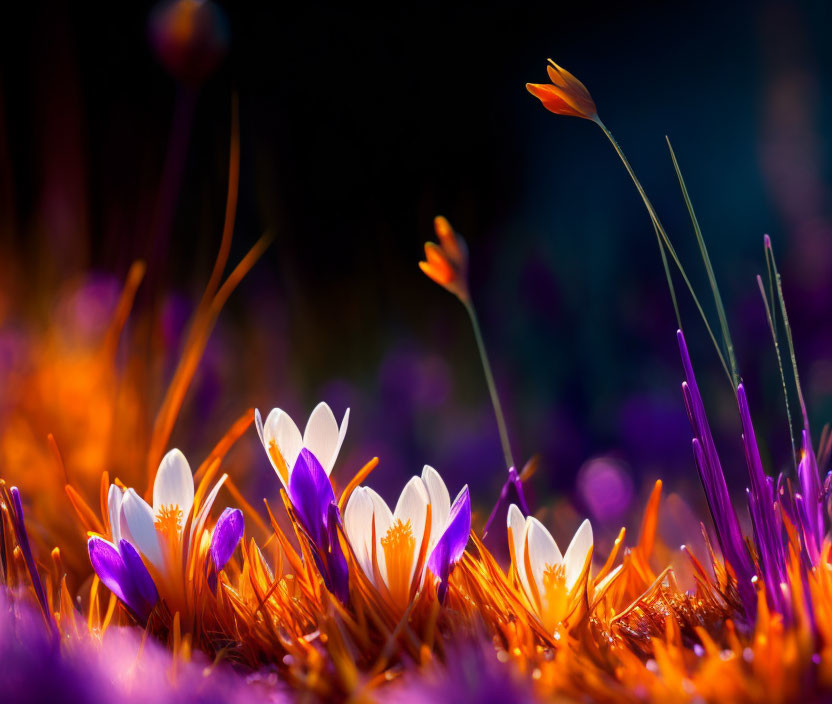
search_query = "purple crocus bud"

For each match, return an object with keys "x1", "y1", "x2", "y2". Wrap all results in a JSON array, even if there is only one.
[
  {"x1": 428, "y1": 485, "x2": 471, "y2": 603},
  {"x1": 288, "y1": 449, "x2": 337, "y2": 548},
  {"x1": 287, "y1": 448, "x2": 350, "y2": 603},
  {"x1": 88, "y1": 538, "x2": 158, "y2": 623},
  {"x1": 210, "y1": 508, "x2": 244, "y2": 572}
]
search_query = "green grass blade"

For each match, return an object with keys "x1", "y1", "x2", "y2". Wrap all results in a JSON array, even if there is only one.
[
  {"x1": 765, "y1": 236, "x2": 809, "y2": 434},
  {"x1": 756, "y1": 272, "x2": 797, "y2": 467},
  {"x1": 666, "y1": 138, "x2": 739, "y2": 388},
  {"x1": 596, "y1": 120, "x2": 733, "y2": 388}
]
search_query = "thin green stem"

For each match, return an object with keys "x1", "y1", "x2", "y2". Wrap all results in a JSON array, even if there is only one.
[
  {"x1": 595, "y1": 118, "x2": 736, "y2": 389},
  {"x1": 464, "y1": 299, "x2": 515, "y2": 470}
]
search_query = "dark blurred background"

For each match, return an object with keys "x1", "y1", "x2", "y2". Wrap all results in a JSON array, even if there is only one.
[{"x1": 3, "y1": 0, "x2": 832, "y2": 548}]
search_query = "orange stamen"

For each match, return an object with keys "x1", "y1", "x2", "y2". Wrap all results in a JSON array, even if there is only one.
[{"x1": 381, "y1": 519, "x2": 416, "y2": 608}]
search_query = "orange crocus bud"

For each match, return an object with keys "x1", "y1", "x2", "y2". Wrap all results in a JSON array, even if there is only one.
[
  {"x1": 419, "y1": 216, "x2": 469, "y2": 302},
  {"x1": 149, "y1": 0, "x2": 230, "y2": 85},
  {"x1": 526, "y1": 60, "x2": 598, "y2": 121}
]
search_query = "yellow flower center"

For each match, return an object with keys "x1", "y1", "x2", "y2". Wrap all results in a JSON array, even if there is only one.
[
  {"x1": 381, "y1": 519, "x2": 415, "y2": 607},
  {"x1": 539, "y1": 563, "x2": 569, "y2": 632},
  {"x1": 155, "y1": 504, "x2": 183, "y2": 538}
]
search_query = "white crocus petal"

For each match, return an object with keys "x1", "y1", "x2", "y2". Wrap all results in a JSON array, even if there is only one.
[
  {"x1": 121, "y1": 489, "x2": 164, "y2": 570},
  {"x1": 331, "y1": 407, "x2": 350, "y2": 471},
  {"x1": 562, "y1": 519, "x2": 593, "y2": 590},
  {"x1": 368, "y1": 489, "x2": 394, "y2": 586},
  {"x1": 344, "y1": 487, "x2": 377, "y2": 583},
  {"x1": 524, "y1": 517, "x2": 563, "y2": 597},
  {"x1": 254, "y1": 408, "x2": 265, "y2": 446},
  {"x1": 507, "y1": 504, "x2": 530, "y2": 595},
  {"x1": 265, "y1": 409, "x2": 303, "y2": 478},
  {"x1": 189, "y1": 474, "x2": 228, "y2": 557},
  {"x1": 392, "y1": 477, "x2": 429, "y2": 585},
  {"x1": 303, "y1": 402, "x2": 341, "y2": 473},
  {"x1": 420, "y1": 465, "x2": 451, "y2": 548},
  {"x1": 153, "y1": 449, "x2": 194, "y2": 521},
  {"x1": 108, "y1": 484, "x2": 125, "y2": 544}
]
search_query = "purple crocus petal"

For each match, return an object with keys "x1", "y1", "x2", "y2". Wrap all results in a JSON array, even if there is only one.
[
  {"x1": 287, "y1": 448, "x2": 336, "y2": 548},
  {"x1": 325, "y1": 502, "x2": 350, "y2": 604},
  {"x1": 88, "y1": 538, "x2": 134, "y2": 608},
  {"x1": 119, "y1": 540, "x2": 159, "y2": 620},
  {"x1": 88, "y1": 538, "x2": 158, "y2": 624},
  {"x1": 428, "y1": 486, "x2": 471, "y2": 602},
  {"x1": 210, "y1": 508, "x2": 244, "y2": 572}
]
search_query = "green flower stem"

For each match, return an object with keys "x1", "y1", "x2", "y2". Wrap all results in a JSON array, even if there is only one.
[{"x1": 464, "y1": 298, "x2": 516, "y2": 470}]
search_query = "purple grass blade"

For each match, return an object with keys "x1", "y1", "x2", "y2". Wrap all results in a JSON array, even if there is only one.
[
  {"x1": 677, "y1": 332, "x2": 756, "y2": 615},
  {"x1": 482, "y1": 467, "x2": 528, "y2": 563},
  {"x1": 9, "y1": 488, "x2": 54, "y2": 631},
  {"x1": 210, "y1": 508, "x2": 244, "y2": 572},
  {"x1": 797, "y1": 429, "x2": 823, "y2": 563},
  {"x1": 737, "y1": 385, "x2": 788, "y2": 600},
  {"x1": 0, "y1": 495, "x2": 6, "y2": 580},
  {"x1": 287, "y1": 448, "x2": 336, "y2": 549}
]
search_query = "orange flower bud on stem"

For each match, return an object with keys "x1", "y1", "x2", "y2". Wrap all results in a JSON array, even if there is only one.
[{"x1": 419, "y1": 216, "x2": 515, "y2": 470}]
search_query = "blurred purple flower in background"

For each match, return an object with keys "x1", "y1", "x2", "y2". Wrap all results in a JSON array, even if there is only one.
[{"x1": 0, "y1": 593, "x2": 288, "y2": 704}]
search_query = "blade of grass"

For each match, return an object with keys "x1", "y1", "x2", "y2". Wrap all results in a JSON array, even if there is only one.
[
  {"x1": 655, "y1": 220, "x2": 682, "y2": 330},
  {"x1": 594, "y1": 119, "x2": 734, "y2": 389},
  {"x1": 666, "y1": 137, "x2": 738, "y2": 387},
  {"x1": 756, "y1": 272, "x2": 797, "y2": 468},
  {"x1": 764, "y1": 236, "x2": 809, "y2": 434}
]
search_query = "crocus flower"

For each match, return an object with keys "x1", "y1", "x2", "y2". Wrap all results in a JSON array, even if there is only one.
[
  {"x1": 419, "y1": 216, "x2": 470, "y2": 303},
  {"x1": 526, "y1": 60, "x2": 598, "y2": 121},
  {"x1": 344, "y1": 466, "x2": 471, "y2": 609},
  {"x1": 89, "y1": 448, "x2": 228, "y2": 611},
  {"x1": 255, "y1": 402, "x2": 351, "y2": 602},
  {"x1": 507, "y1": 505, "x2": 597, "y2": 633},
  {"x1": 255, "y1": 402, "x2": 349, "y2": 489}
]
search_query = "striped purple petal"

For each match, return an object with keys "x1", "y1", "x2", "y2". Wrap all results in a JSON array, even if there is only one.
[
  {"x1": 428, "y1": 485, "x2": 471, "y2": 602},
  {"x1": 210, "y1": 507, "x2": 244, "y2": 571}
]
